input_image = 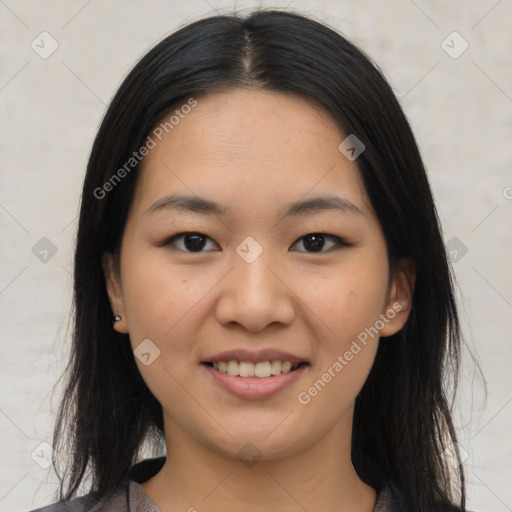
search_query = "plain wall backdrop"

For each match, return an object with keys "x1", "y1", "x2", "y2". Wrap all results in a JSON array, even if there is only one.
[{"x1": 1, "y1": 1, "x2": 511, "y2": 511}]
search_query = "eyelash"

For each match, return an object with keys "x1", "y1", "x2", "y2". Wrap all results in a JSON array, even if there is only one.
[{"x1": 162, "y1": 232, "x2": 353, "y2": 254}]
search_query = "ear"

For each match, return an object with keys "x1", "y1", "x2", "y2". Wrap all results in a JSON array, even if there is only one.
[
  {"x1": 102, "y1": 252, "x2": 129, "y2": 334},
  {"x1": 379, "y1": 258, "x2": 416, "y2": 338}
]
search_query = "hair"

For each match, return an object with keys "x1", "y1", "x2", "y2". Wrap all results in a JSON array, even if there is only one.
[{"x1": 52, "y1": 9, "x2": 467, "y2": 510}]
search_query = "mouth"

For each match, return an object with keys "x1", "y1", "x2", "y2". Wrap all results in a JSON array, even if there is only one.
[
  {"x1": 201, "y1": 359, "x2": 310, "y2": 400},
  {"x1": 201, "y1": 360, "x2": 309, "y2": 378}
]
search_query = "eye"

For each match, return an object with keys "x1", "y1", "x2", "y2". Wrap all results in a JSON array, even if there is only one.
[
  {"x1": 290, "y1": 233, "x2": 351, "y2": 253},
  {"x1": 164, "y1": 232, "x2": 220, "y2": 253}
]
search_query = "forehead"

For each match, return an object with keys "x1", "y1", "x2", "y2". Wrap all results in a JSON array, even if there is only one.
[{"x1": 131, "y1": 88, "x2": 370, "y2": 216}]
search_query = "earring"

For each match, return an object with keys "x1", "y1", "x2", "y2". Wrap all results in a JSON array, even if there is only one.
[{"x1": 113, "y1": 315, "x2": 122, "y2": 324}]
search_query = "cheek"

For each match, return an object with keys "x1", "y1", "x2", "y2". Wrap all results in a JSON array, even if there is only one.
[
  {"x1": 119, "y1": 253, "x2": 213, "y2": 407},
  {"x1": 297, "y1": 272, "x2": 385, "y2": 419},
  {"x1": 120, "y1": 250, "x2": 214, "y2": 340},
  {"x1": 303, "y1": 262, "x2": 389, "y2": 339},
  {"x1": 297, "y1": 257, "x2": 388, "y2": 400}
]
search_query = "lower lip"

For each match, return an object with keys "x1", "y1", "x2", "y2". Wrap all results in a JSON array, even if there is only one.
[{"x1": 201, "y1": 363, "x2": 309, "y2": 400}]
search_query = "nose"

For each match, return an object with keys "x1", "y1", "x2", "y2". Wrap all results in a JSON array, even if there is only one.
[{"x1": 214, "y1": 249, "x2": 296, "y2": 333}]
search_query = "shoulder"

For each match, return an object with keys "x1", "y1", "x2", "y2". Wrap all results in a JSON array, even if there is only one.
[
  {"x1": 29, "y1": 478, "x2": 131, "y2": 512},
  {"x1": 29, "y1": 457, "x2": 165, "y2": 512}
]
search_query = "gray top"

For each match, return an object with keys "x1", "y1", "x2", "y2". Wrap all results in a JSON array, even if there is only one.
[
  {"x1": 30, "y1": 479, "x2": 404, "y2": 512},
  {"x1": 30, "y1": 479, "x2": 158, "y2": 512},
  {"x1": 29, "y1": 458, "x2": 461, "y2": 512}
]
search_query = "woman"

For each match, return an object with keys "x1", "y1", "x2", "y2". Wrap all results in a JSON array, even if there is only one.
[{"x1": 33, "y1": 9, "x2": 469, "y2": 512}]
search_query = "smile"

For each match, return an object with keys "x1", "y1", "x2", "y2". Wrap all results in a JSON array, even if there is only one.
[
  {"x1": 201, "y1": 361, "x2": 310, "y2": 400},
  {"x1": 205, "y1": 360, "x2": 307, "y2": 378}
]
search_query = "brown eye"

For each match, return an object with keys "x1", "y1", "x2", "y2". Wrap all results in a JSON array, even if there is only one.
[
  {"x1": 290, "y1": 233, "x2": 351, "y2": 253},
  {"x1": 165, "y1": 232, "x2": 220, "y2": 252}
]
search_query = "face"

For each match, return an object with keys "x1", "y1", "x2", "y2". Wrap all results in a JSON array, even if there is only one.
[{"x1": 104, "y1": 88, "x2": 414, "y2": 461}]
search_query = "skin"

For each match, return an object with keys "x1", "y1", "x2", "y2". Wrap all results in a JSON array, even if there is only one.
[{"x1": 104, "y1": 88, "x2": 415, "y2": 512}]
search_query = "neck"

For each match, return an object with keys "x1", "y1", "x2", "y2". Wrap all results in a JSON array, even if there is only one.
[{"x1": 140, "y1": 411, "x2": 376, "y2": 512}]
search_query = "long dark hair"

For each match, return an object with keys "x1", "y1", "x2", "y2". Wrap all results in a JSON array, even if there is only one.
[{"x1": 52, "y1": 9, "x2": 467, "y2": 510}]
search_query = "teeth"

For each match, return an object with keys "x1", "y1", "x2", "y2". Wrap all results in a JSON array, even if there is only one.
[
  {"x1": 227, "y1": 360, "x2": 238, "y2": 375},
  {"x1": 239, "y1": 361, "x2": 255, "y2": 377},
  {"x1": 211, "y1": 360, "x2": 301, "y2": 378},
  {"x1": 270, "y1": 360, "x2": 281, "y2": 375},
  {"x1": 255, "y1": 361, "x2": 271, "y2": 378}
]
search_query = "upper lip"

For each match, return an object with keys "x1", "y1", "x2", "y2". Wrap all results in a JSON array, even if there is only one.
[{"x1": 202, "y1": 348, "x2": 309, "y2": 365}]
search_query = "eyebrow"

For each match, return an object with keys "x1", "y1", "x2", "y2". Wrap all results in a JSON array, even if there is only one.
[{"x1": 144, "y1": 194, "x2": 364, "y2": 217}]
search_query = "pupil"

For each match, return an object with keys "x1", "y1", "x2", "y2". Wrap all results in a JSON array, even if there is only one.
[
  {"x1": 304, "y1": 233, "x2": 324, "y2": 252},
  {"x1": 184, "y1": 233, "x2": 206, "y2": 252}
]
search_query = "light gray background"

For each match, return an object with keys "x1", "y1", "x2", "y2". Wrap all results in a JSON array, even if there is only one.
[{"x1": 1, "y1": 1, "x2": 511, "y2": 511}]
